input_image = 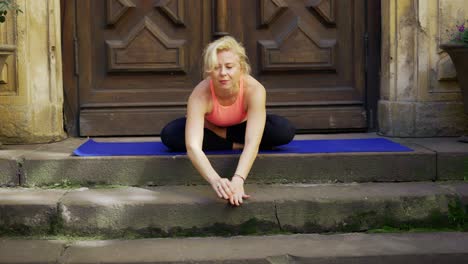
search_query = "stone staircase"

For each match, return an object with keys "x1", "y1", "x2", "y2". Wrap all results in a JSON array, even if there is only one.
[{"x1": 0, "y1": 134, "x2": 467, "y2": 263}]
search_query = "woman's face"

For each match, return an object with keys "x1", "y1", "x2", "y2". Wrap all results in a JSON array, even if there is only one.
[{"x1": 210, "y1": 49, "x2": 242, "y2": 92}]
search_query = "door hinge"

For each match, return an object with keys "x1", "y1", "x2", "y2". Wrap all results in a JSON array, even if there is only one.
[
  {"x1": 364, "y1": 32, "x2": 369, "y2": 74},
  {"x1": 74, "y1": 37, "x2": 79, "y2": 76}
]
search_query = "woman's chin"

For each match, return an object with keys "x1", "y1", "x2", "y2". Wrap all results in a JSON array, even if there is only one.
[{"x1": 218, "y1": 84, "x2": 232, "y2": 90}]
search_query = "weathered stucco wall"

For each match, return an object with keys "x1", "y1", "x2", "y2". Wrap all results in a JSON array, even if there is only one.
[
  {"x1": 379, "y1": 0, "x2": 468, "y2": 137},
  {"x1": 0, "y1": 0, "x2": 467, "y2": 142},
  {"x1": 0, "y1": 0, "x2": 65, "y2": 144}
]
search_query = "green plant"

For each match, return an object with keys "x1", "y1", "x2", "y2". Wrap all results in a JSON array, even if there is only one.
[
  {"x1": 449, "y1": 20, "x2": 468, "y2": 46},
  {"x1": 0, "y1": 0, "x2": 22, "y2": 23}
]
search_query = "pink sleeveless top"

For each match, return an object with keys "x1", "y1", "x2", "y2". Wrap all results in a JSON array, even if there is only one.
[{"x1": 205, "y1": 78, "x2": 247, "y2": 127}]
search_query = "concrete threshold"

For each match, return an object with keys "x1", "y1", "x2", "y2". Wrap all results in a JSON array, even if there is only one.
[
  {"x1": 1, "y1": 232, "x2": 468, "y2": 263},
  {"x1": 4, "y1": 133, "x2": 466, "y2": 186},
  {"x1": 1, "y1": 182, "x2": 467, "y2": 236}
]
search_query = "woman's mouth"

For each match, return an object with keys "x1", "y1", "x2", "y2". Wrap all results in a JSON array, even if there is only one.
[{"x1": 219, "y1": 80, "x2": 229, "y2": 85}]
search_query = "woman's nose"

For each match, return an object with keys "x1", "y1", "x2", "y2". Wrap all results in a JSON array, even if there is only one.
[{"x1": 219, "y1": 67, "x2": 226, "y2": 75}]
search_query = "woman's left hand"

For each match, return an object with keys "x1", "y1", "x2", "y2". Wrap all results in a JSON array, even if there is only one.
[{"x1": 229, "y1": 176, "x2": 250, "y2": 206}]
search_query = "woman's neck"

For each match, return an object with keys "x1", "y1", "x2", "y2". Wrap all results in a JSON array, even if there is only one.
[
  {"x1": 214, "y1": 83, "x2": 239, "y2": 98},
  {"x1": 213, "y1": 77, "x2": 242, "y2": 104}
]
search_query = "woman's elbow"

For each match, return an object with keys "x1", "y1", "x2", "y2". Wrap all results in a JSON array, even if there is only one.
[{"x1": 185, "y1": 142, "x2": 201, "y2": 156}]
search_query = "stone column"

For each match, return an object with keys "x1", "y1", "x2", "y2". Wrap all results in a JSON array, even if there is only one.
[
  {"x1": 0, "y1": 0, "x2": 65, "y2": 143},
  {"x1": 379, "y1": 0, "x2": 468, "y2": 137}
]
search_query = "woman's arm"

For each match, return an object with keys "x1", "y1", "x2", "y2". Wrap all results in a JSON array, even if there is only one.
[
  {"x1": 185, "y1": 83, "x2": 233, "y2": 199},
  {"x1": 230, "y1": 78, "x2": 267, "y2": 205}
]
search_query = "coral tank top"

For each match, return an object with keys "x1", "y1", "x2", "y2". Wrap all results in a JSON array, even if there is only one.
[{"x1": 205, "y1": 78, "x2": 247, "y2": 127}]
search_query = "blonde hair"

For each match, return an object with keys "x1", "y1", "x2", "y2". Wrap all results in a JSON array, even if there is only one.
[{"x1": 202, "y1": 36, "x2": 251, "y2": 77}]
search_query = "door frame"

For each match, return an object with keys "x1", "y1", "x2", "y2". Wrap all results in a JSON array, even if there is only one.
[
  {"x1": 365, "y1": 0, "x2": 381, "y2": 131},
  {"x1": 61, "y1": 0, "x2": 382, "y2": 137},
  {"x1": 62, "y1": 0, "x2": 79, "y2": 136}
]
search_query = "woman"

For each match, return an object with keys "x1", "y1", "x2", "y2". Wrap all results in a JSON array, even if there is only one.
[{"x1": 161, "y1": 36, "x2": 295, "y2": 206}]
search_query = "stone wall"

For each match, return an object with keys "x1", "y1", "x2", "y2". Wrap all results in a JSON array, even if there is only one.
[
  {"x1": 0, "y1": 0, "x2": 65, "y2": 143},
  {"x1": 379, "y1": 0, "x2": 468, "y2": 137},
  {"x1": 1, "y1": 0, "x2": 467, "y2": 142}
]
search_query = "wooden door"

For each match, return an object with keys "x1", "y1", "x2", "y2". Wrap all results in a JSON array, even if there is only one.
[
  {"x1": 223, "y1": 0, "x2": 367, "y2": 131},
  {"x1": 66, "y1": 0, "x2": 369, "y2": 136},
  {"x1": 76, "y1": 0, "x2": 211, "y2": 135}
]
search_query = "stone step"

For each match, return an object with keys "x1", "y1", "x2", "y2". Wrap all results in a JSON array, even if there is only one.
[
  {"x1": 2, "y1": 136, "x2": 467, "y2": 187},
  {"x1": 4, "y1": 135, "x2": 468, "y2": 187},
  {"x1": 1, "y1": 182, "x2": 466, "y2": 237},
  {"x1": 1, "y1": 232, "x2": 468, "y2": 263}
]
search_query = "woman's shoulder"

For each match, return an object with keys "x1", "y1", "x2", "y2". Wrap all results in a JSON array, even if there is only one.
[
  {"x1": 190, "y1": 78, "x2": 210, "y2": 98},
  {"x1": 188, "y1": 78, "x2": 212, "y2": 108},
  {"x1": 243, "y1": 75, "x2": 265, "y2": 96}
]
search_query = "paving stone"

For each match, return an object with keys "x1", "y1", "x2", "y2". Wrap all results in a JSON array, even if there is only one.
[
  {"x1": 442, "y1": 182, "x2": 468, "y2": 206},
  {"x1": 399, "y1": 137, "x2": 468, "y2": 180},
  {"x1": 1, "y1": 233, "x2": 466, "y2": 263},
  {"x1": 0, "y1": 159, "x2": 18, "y2": 186},
  {"x1": 0, "y1": 188, "x2": 67, "y2": 234},
  {"x1": 57, "y1": 182, "x2": 460, "y2": 235},
  {"x1": 0, "y1": 239, "x2": 66, "y2": 263},
  {"x1": 59, "y1": 186, "x2": 277, "y2": 235},
  {"x1": 0, "y1": 144, "x2": 45, "y2": 186},
  {"x1": 58, "y1": 233, "x2": 468, "y2": 263}
]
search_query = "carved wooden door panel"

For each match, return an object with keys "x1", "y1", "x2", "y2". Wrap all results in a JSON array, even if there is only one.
[
  {"x1": 76, "y1": 0, "x2": 211, "y2": 135},
  {"x1": 73, "y1": 0, "x2": 367, "y2": 136},
  {"x1": 223, "y1": 0, "x2": 367, "y2": 131}
]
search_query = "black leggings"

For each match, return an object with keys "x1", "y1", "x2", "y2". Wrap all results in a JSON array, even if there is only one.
[{"x1": 160, "y1": 114, "x2": 295, "y2": 151}]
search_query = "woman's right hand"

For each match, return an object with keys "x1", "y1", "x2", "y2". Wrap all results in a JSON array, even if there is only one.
[{"x1": 211, "y1": 177, "x2": 233, "y2": 199}]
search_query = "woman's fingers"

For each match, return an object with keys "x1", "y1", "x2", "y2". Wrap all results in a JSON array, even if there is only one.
[
  {"x1": 214, "y1": 187, "x2": 223, "y2": 199},
  {"x1": 213, "y1": 185, "x2": 227, "y2": 199},
  {"x1": 215, "y1": 178, "x2": 250, "y2": 205},
  {"x1": 228, "y1": 193, "x2": 244, "y2": 206},
  {"x1": 212, "y1": 178, "x2": 233, "y2": 200},
  {"x1": 220, "y1": 179, "x2": 233, "y2": 196},
  {"x1": 229, "y1": 195, "x2": 238, "y2": 206},
  {"x1": 212, "y1": 184, "x2": 223, "y2": 199},
  {"x1": 219, "y1": 186, "x2": 230, "y2": 199},
  {"x1": 236, "y1": 194, "x2": 242, "y2": 206}
]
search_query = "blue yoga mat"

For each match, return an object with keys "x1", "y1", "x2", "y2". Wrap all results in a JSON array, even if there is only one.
[{"x1": 73, "y1": 138, "x2": 413, "y2": 156}]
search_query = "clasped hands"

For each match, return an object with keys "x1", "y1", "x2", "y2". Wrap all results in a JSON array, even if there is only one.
[{"x1": 211, "y1": 176, "x2": 250, "y2": 206}]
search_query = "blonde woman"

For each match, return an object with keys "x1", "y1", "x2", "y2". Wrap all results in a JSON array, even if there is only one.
[{"x1": 161, "y1": 36, "x2": 295, "y2": 206}]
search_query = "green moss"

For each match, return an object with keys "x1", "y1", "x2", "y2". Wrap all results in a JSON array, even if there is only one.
[
  {"x1": 48, "y1": 205, "x2": 64, "y2": 235},
  {"x1": 0, "y1": 209, "x2": 64, "y2": 237},
  {"x1": 53, "y1": 218, "x2": 285, "y2": 239},
  {"x1": 464, "y1": 159, "x2": 468, "y2": 181},
  {"x1": 279, "y1": 198, "x2": 467, "y2": 235},
  {"x1": 448, "y1": 200, "x2": 468, "y2": 230},
  {"x1": 41, "y1": 179, "x2": 82, "y2": 189},
  {"x1": 0, "y1": 224, "x2": 33, "y2": 236},
  {"x1": 161, "y1": 218, "x2": 283, "y2": 238},
  {"x1": 365, "y1": 200, "x2": 467, "y2": 233},
  {"x1": 36, "y1": 180, "x2": 125, "y2": 190}
]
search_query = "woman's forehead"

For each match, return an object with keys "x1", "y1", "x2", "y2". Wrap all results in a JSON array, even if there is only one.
[{"x1": 216, "y1": 50, "x2": 240, "y2": 62}]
